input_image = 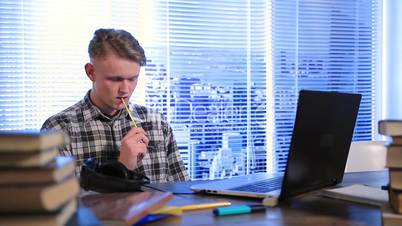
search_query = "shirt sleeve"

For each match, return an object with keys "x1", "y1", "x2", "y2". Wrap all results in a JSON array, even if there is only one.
[
  {"x1": 40, "y1": 116, "x2": 72, "y2": 158},
  {"x1": 165, "y1": 122, "x2": 190, "y2": 181}
]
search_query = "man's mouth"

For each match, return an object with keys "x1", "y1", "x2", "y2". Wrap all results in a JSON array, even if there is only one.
[{"x1": 118, "y1": 97, "x2": 128, "y2": 102}]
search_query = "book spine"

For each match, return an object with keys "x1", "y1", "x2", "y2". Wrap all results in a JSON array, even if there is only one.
[
  {"x1": 0, "y1": 177, "x2": 79, "y2": 212},
  {"x1": 389, "y1": 188, "x2": 402, "y2": 214},
  {"x1": 379, "y1": 120, "x2": 402, "y2": 137}
]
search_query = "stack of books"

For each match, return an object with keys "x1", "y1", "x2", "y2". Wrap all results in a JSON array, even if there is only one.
[
  {"x1": 379, "y1": 120, "x2": 402, "y2": 225},
  {"x1": 0, "y1": 130, "x2": 80, "y2": 226}
]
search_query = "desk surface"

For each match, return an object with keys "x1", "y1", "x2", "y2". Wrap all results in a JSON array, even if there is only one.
[{"x1": 109, "y1": 171, "x2": 389, "y2": 226}]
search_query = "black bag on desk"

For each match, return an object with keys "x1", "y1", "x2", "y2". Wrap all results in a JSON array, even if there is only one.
[{"x1": 80, "y1": 159, "x2": 150, "y2": 193}]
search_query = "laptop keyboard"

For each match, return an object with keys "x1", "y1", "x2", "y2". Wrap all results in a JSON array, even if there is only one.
[{"x1": 228, "y1": 176, "x2": 283, "y2": 193}]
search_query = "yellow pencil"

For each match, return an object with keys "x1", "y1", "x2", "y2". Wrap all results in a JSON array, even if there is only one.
[
  {"x1": 151, "y1": 202, "x2": 232, "y2": 216},
  {"x1": 180, "y1": 201, "x2": 232, "y2": 211},
  {"x1": 121, "y1": 98, "x2": 137, "y2": 128}
]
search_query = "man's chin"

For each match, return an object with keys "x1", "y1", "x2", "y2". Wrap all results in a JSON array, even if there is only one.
[
  {"x1": 116, "y1": 102, "x2": 126, "y2": 111},
  {"x1": 106, "y1": 102, "x2": 123, "y2": 113}
]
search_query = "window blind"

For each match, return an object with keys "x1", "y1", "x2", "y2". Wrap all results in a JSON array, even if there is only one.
[
  {"x1": 143, "y1": 0, "x2": 268, "y2": 179},
  {"x1": 0, "y1": 0, "x2": 269, "y2": 179},
  {"x1": 271, "y1": 0, "x2": 380, "y2": 171},
  {"x1": 0, "y1": 0, "x2": 146, "y2": 130},
  {"x1": 0, "y1": 0, "x2": 114, "y2": 130}
]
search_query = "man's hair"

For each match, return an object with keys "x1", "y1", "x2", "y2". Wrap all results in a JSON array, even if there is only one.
[{"x1": 88, "y1": 28, "x2": 146, "y2": 66}]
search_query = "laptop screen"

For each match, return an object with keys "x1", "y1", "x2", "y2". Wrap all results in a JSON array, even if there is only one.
[{"x1": 280, "y1": 90, "x2": 361, "y2": 200}]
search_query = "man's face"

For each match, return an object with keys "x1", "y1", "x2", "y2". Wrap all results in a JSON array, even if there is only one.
[{"x1": 85, "y1": 53, "x2": 141, "y2": 116}]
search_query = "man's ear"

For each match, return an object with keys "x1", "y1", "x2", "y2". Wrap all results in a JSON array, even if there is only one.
[{"x1": 85, "y1": 63, "x2": 95, "y2": 81}]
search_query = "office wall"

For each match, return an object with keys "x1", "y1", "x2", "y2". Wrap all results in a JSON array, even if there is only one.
[{"x1": 384, "y1": 0, "x2": 402, "y2": 119}]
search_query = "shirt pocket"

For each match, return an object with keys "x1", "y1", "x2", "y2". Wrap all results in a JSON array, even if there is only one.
[{"x1": 143, "y1": 142, "x2": 169, "y2": 182}]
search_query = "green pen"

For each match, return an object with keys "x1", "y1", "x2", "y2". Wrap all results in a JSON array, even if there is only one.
[{"x1": 213, "y1": 204, "x2": 266, "y2": 216}]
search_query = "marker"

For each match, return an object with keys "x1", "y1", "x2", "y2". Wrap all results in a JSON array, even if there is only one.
[{"x1": 213, "y1": 204, "x2": 266, "y2": 216}]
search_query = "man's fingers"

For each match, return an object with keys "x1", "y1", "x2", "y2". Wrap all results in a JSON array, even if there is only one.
[
  {"x1": 137, "y1": 153, "x2": 144, "y2": 161},
  {"x1": 126, "y1": 127, "x2": 147, "y2": 137},
  {"x1": 123, "y1": 127, "x2": 148, "y2": 144},
  {"x1": 137, "y1": 134, "x2": 149, "y2": 145}
]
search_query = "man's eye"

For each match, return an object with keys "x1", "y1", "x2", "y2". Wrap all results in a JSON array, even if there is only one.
[
  {"x1": 109, "y1": 78, "x2": 123, "y2": 82},
  {"x1": 108, "y1": 77, "x2": 137, "y2": 82}
]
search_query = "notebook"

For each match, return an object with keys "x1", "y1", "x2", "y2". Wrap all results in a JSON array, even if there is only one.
[{"x1": 190, "y1": 90, "x2": 362, "y2": 206}]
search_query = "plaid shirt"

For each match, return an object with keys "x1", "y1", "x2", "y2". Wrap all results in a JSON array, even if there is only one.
[{"x1": 41, "y1": 91, "x2": 189, "y2": 182}]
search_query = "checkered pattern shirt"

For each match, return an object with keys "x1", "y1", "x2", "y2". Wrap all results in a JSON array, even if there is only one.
[{"x1": 41, "y1": 91, "x2": 190, "y2": 182}]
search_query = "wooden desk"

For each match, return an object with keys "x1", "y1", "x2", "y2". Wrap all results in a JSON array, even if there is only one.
[
  {"x1": 141, "y1": 170, "x2": 388, "y2": 226},
  {"x1": 92, "y1": 171, "x2": 388, "y2": 225}
]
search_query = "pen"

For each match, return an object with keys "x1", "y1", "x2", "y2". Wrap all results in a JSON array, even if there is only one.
[{"x1": 213, "y1": 204, "x2": 266, "y2": 216}]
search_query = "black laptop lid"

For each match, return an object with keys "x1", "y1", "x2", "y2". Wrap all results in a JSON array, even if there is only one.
[{"x1": 280, "y1": 90, "x2": 361, "y2": 200}]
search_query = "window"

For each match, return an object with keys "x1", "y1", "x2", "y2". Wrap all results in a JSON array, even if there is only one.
[
  {"x1": 143, "y1": 1, "x2": 267, "y2": 179},
  {"x1": 271, "y1": 0, "x2": 381, "y2": 171},
  {"x1": 0, "y1": 0, "x2": 380, "y2": 179}
]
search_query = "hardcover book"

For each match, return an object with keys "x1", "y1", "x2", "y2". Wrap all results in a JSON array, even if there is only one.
[
  {"x1": 0, "y1": 148, "x2": 58, "y2": 167},
  {"x1": 0, "y1": 177, "x2": 79, "y2": 212},
  {"x1": 0, "y1": 156, "x2": 76, "y2": 185},
  {"x1": 0, "y1": 130, "x2": 66, "y2": 152},
  {"x1": 389, "y1": 169, "x2": 402, "y2": 190},
  {"x1": 386, "y1": 145, "x2": 402, "y2": 168},
  {"x1": 382, "y1": 203, "x2": 402, "y2": 226},
  {"x1": 391, "y1": 136, "x2": 402, "y2": 145},
  {"x1": 379, "y1": 120, "x2": 402, "y2": 137},
  {"x1": 389, "y1": 188, "x2": 402, "y2": 213},
  {"x1": 80, "y1": 191, "x2": 173, "y2": 225},
  {"x1": 0, "y1": 199, "x2": 77, "y2": 226}
]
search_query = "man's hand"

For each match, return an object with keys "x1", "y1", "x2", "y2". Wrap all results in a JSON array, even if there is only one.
[{"x1": 118, "y1": 127, "x2": 149, "y2": 170}]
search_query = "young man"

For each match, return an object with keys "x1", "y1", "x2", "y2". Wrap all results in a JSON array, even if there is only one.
[{"x1": 41, "y1": 28, "x2": 189, "y2": 182}]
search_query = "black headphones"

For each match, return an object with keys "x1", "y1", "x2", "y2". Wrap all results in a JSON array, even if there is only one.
[{"x1": 80, "y1": 159, "x2": 150, "y2": 193}]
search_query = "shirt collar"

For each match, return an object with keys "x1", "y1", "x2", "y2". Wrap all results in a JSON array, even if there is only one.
[
  {"x1": 81, "y1": 90, "x2": 122, "y2": 122},
  {"x1": 81, "y1": 90, "x2": 144, "y2": 124}
]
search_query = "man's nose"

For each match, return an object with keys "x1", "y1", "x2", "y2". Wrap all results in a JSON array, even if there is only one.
[{"x1": 119, "y1": 80, "x2": 130, "y2": 93}]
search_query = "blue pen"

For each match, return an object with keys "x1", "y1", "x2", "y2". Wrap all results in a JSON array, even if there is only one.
[
  {"x1": 134, "y1": 214, "x2": 171, "y2": 226},
  {"x1": 213, "y1": 204, "x2": 266, "y2": 216}
]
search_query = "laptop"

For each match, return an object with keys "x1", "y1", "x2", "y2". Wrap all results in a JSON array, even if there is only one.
[{"x1": 190, "y1": 90, "x2": 362, "y2": 206}]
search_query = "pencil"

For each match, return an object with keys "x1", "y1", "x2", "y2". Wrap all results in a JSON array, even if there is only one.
[
  {"x1": 121, "y1": 98, "x2": 137, "y2": 128},
  {"x1": 180, "y1": 201, "x2": 231, "y2": 211},
  {"x1": 151, "y1": 201, "x2": 232, "y2": 215}
]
